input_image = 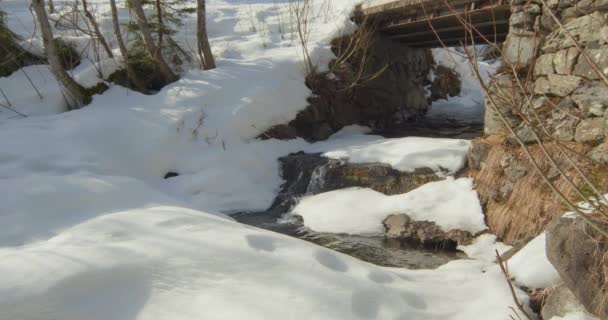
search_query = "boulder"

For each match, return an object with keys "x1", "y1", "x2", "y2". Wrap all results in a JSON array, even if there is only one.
[
  {"x1": 383, "y1": 214, "x2": 474, "y2": 250},
  {"x1": 541, "y1": 284, "x2": 597, "y2": 320},
  {"x1": 546, "y1": 216, "x2": 608, "y2": 318},
  {"x1": 574, "y1": 118, "x2": 607, "y2": 145}
]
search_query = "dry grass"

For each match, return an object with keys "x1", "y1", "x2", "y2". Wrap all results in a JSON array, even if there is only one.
[
  {"x1": 590, "y1": 237, "x2": 608, "y2": 315},
  {"x1": 469, "y1": 135, "x2": 607, "y2": 244}
]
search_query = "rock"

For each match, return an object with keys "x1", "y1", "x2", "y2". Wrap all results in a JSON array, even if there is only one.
[
  {"x1": 507, "y1": 123, "x2": 537, "y2": 144},
  {"x1": 546, "y1": 216, "x2": 608, "y2": 318},
  {"x1": 534, "y1": 53, "x2": 556, "y2": 76},
  {"x1": 548, "y1": 99, "x2": 581, "y2": 142},
  {"x1": 573, "y1": 47, "x2": 608, "y2": 80},
  {"x1": 468, "y1": 139, "x2": 491, "y2": 170},
  {"x1": 484, "y1": 73, "x2": 526, "y2": 135},
  {"x1": 543, "y1": 12, "x2": 608, "y2": 53},
  {"x1": 553, "y1": 47, "x2": 579, "y2": 75},
  {"x1": 534, "y1": 74, "x2": 584, "y2": 97},
  {"x1": 574, "y1": 117, "x2": 607, "y2": 145},
  {"x1": 430, "y1": 65, "x2": 461, "y2": 100},
  {"x1": 503, "y1": 34, "x2": 541, "y2": 67},
  {"x1": 163, "y1": 172, "x2": 179, "y2": 179},
  {"x1": 590, "y1": 142, "x2": 608, "y2": 164},
  {"x1": 542, "y1": 284, "x2": 597, "y2": 320},
  {"x1": 268, "y1": 152, "x2": 441, "y2": 216},
  {"x1": 571, "y1": 82, "x2": 608, "y2": 116},
  {"x1": 383, "y1": 214, "x2": 474, "y2": 250}
]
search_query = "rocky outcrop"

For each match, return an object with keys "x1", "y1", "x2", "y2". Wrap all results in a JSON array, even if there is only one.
[
  {"x1": 383, "y1": 214, "x2": 474, "y2": 250},
  {"x1": 267, "y1": 152, "x2": 441, "y2": 216},
  {"x1": 262, "y1": 30, "x2": 461, "y2": 141},
  {"x1": 546, "y1": 216, "x2": 608, "y2": 318},
  {"x1": 430, "y1": 65, "x2": 461, "y2": 101}
]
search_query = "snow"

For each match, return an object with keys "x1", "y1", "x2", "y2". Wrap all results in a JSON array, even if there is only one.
[
  {"x1": 0, "y1": 205, "x2": 526, "y2": 320},
  {"x1": 550, "y1": 312, "x2": 600, "y2": 320},
  {"x1": 507, "y1": 233, "x2": 561, "y2": 289},
  {"x1": 321, "y1": 136, "x2": 470, "y2": 174},
  {"x1": 0, "y1": 0, "x2": 539, "y2": 318},
  {"x1": 428, "y1": 47, "x2": 499, "y2": 123},
  {"x1": 291, "y1": 178, "x2": 487, "y2": 234},
  {"x1": 458, "y1": 234, "x2": 512, "y2": 263}
]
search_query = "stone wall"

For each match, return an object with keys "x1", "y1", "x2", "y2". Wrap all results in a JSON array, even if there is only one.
[{"x1": 474, "y1": 0, "x2": 608, "y2": 244}]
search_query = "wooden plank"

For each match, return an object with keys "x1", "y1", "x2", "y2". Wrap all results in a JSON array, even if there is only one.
[{"x1": 388, "y1": 19, "x2": 508, "y2": 40}]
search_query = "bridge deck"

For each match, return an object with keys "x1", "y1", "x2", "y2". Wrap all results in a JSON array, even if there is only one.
[{"x1": 355, "y1": 0, "x2": 510, "y2": 48}]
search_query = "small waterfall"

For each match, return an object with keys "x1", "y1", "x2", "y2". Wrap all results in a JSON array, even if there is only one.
[{"x1": 306, "y1": 160, "x2": 342, "y2": 195}]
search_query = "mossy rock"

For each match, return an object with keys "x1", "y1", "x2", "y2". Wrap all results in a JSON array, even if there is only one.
[{"x1": 0, "y1": 12, "x2": 43, "y2": 77}]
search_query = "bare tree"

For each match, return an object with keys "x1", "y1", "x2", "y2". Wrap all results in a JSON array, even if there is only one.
[
  {"x1": 108, "y1": 0, "x2": 148, "y2": 92},
  {"x1": 81, "y1": 0, "x2": 113, "y2": 58},
  {"x1": 196, "y1": 0, "x2": 215, "y2": 70},
  {"x1": 47, "y1": 0, "x2": 55, "y2": 13},
  {"x1": 129, "y1": 0, "x2": 178, "y2": 83},
  {"x1": 32, "y1": 0, "x2": 91, "y2": 109}
]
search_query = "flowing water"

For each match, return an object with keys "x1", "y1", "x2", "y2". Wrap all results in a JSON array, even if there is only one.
[{"x1": 232, "y1": 109, "x2": 482, "y2": 269}]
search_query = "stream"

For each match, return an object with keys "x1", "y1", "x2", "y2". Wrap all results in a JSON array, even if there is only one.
[{"x1": 231, "y1": 108, "x2": 483, "y2": 269}]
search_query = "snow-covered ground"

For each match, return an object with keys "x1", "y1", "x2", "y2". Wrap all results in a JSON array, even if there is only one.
[{"x1": 0, "y1": 0, "x2": 569, "y2": 319}]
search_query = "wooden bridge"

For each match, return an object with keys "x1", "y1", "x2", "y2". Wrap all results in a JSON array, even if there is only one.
[{"x1": 354, "y1": 0, "x2": 511, "y2": 48}]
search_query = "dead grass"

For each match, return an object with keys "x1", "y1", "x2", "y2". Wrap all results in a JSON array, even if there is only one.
[
  {"x1": 590, "y1": 236, "x2": 608, "y2": 316},
  {"x1": 469, "y1": 135, "x2": 607, "y2": 244}
]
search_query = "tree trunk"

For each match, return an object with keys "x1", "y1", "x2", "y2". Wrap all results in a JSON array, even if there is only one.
[
  {"x1": 129, "y1": 0, "x2": 178, "y2": 83},
  {"x1": 32, "y1": 0, "x2": 91, "y2": 109},
  {"x1": 81, "y1": 0, "x2": 113, "y2": 58},
  {"x1": 196, "y1": 0, "x2": 215, "y2": 70},
  {"x1": 47, "y1": 0, "x2": 55, "y2": 13},
  {"x1": 109, "y1": 0, "x2": 149, "y2": 93}
]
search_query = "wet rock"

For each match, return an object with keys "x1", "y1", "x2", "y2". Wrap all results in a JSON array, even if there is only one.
[
  {"x1": 574, "y1": 118, "x2": 607, "y2": 145},
  {"x1": 383, "y1": 214, "x2": 474, "y2": 250},
  {"x1": 534, "y1": 74, "x2": 583, "y2": 97},
  {"x1": 268, "y1": 152, "x2": 440, "y2": 216},
  {"x1": 546, "y1": 216, "x2": 608, "y2": 318},
  {"x1": 590, "y1": 142, "x2": 608, "y2": 164},
  {"x1": 542, "y1": 284, "x2": 596, "y2": 320}
]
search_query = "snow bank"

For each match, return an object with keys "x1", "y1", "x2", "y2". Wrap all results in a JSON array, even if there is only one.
[
  {"x1": 292, "y1": 178, "x2": 486, "y2": 234},
  {"x1": 508, "y1": 233, "x2": 561, "y2": 289},
  {"x1": 0, "y1": 205, "x2": 526, "y2": 320},
  {"x1": 458, "y1": 234, "x2": 512, "y2": 263}
]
